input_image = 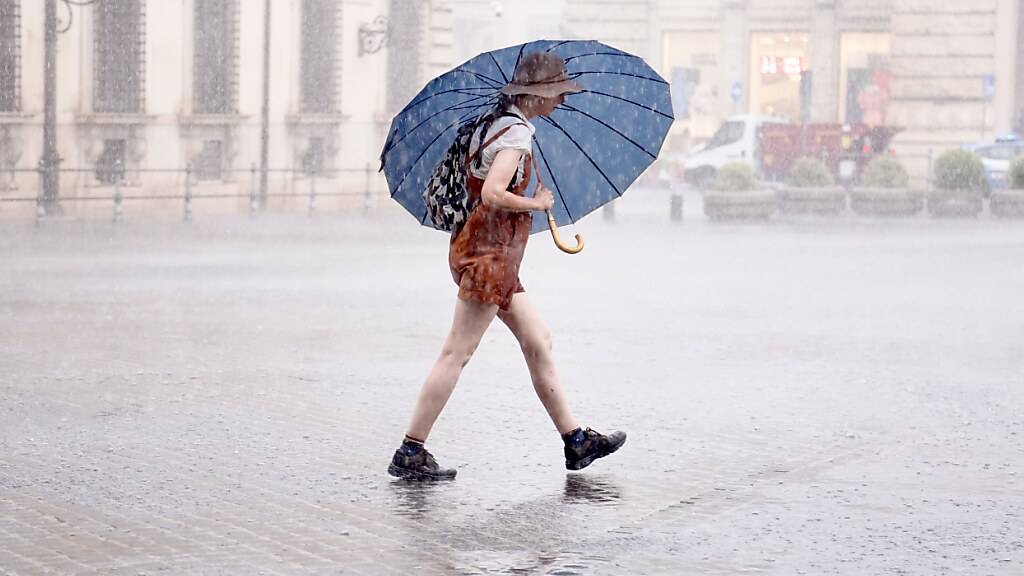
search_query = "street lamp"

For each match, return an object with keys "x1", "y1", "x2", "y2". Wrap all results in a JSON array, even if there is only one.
[
  {"x1": 259, "y1": 0, "x2": 270, "y2": 208},
  {"x1": 40, "y1": 0, "x2": 99, "y2": 214}
]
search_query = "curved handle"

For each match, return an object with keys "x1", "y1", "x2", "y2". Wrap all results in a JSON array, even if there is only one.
[{"x1": 546, "y1": 211, "x2": 584, "y2": 255}]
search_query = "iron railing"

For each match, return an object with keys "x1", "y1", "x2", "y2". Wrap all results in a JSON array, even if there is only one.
[
  {"x1": 0, "y1": 164, "x2": 383, "y2": 225},
  {"x1": 0, "y1": 151, "x2": 952, "y2": 226}
]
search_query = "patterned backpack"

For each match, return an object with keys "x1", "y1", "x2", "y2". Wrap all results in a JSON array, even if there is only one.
[{"x1": 423, "y1": 111, "x2": 524, "y2": 232}]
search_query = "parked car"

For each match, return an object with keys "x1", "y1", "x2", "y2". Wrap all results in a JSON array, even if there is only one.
[{"x1": 962, "y1": 134, "x2": 1024, "y2": 192}]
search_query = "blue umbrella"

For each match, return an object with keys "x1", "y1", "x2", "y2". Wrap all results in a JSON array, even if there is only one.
[{"x1": 380, "y1": 40, "x2": 673, "y2": 251}]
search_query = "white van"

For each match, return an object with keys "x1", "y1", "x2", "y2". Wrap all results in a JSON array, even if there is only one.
[{"x1": 682, "y1": 115, "x2": 787, "y2": 188}]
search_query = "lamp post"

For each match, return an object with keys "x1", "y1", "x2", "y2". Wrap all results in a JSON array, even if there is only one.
[
  {"x1": 40, "y1": 0, "x2": 60, "y2": 212},
  {"x1": 40, "y1": 0, "x2": 99, "y2": 214},
  {"x1": 258, "y1": 0, "x2": 270, "y2": 209}
]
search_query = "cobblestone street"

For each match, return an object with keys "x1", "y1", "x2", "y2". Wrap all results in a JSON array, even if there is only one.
[{"x1": 2, "y1": 193, "x2": 1023, "y2": 575}]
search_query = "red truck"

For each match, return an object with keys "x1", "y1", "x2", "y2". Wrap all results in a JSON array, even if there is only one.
[
  {"x1": 758, "y1": 122, "x2": 902, "y2": 182},
  {"x1": 678, "y1": 115, "x2": 901, "y2": 187}
]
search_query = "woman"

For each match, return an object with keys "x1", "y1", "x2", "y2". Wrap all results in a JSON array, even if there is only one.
[{"x1": 388, "y1": 52, "x2": 626, "y2": 481}]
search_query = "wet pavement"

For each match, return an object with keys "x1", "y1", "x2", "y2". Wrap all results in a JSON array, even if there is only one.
[{"x1": 2, "y1": 189, "x2": 1023, "y2": 575}]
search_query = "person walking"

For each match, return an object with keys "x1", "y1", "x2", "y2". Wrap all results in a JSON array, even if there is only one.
[{"x1": 387, "y1": 52, "x2": 627, "y2": 481}]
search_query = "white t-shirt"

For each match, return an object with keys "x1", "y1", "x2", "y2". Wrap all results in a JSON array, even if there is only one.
[{"x1": 468, "y1": 106, "x2": 536, "y2": 182}]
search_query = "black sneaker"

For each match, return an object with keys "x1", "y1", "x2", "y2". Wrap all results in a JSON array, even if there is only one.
[
  {"x1": 564, "y1": 428, "x2": 627, "y2": 471},
  {"x1": 388, "y1": 446, "x2": 457, "y2": 481}
]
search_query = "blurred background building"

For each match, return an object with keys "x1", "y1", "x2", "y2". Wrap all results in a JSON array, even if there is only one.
[
  {"x1": 0, "y1": 0, "x2": 1021, "y2": 214},
  {"x1": 564, "y1": 0, "x2": 1024, "y2": 180}
]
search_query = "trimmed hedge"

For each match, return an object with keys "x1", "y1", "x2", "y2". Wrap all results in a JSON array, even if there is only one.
[
  {"x1": 713, "y1": 162, "x2": 757, "y2": 192},
  {"x1": 1009, "y1": 154, "x2": 1024, "y2": 190},
  {"x1": 786, "y1": 157, "x2": 834, "y2": 187},
  {"x1": 933, "y1": 149, "x2": 986, "y2": 191},
  {"x1": 861, "y1": 156, "x2": 909, "y2": 189}
]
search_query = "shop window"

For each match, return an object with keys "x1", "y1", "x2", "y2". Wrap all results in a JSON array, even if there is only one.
[
  {"x1": 749, "y1": 33, "x2": 808, "y2": 121},
  {"x1": 662, "y1": 31, "x2": 719, "y2": 140},
  {"x1": 839, "y1": 33, "x2": 891, "y2": 126}
]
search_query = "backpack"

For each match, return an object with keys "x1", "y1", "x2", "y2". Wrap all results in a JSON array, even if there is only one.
[{"x1": 423, "y1": 111, "x2": 526, "y2": 232}]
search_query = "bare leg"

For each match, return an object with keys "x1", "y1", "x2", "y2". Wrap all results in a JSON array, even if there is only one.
[
  {"x1": 497, "y1": 293, "x2": 579, "y2": 435},
  {"x1": 405, "y1": 297, "x2": 498, "y2": 441}
]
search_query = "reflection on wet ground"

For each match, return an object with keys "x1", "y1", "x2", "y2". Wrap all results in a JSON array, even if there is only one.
[
  {"x1": 385, "y1": 473, "x2": 627, "y2": 574},
  {"x1": 388, "y1": 478, "x2": 441, "y2": 520},
  {"x1": 386, "y1": 473, "x2": 625, "y2": 518},
  {"x1": 562, "y1": 474, "x2": 622, "y2": 505},
  {"x1": 453, "y1": 551, "x2": 614, "y2": 576}
]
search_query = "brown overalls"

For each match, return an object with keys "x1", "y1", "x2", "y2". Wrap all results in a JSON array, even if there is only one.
[{"x1": 448, "y1": 125, "x2": 533, "y2": 312}]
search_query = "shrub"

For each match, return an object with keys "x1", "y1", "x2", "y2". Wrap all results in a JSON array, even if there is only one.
[
  {"x1": 860, "y1": 156, "x2": 910, "y2": 189},
  {"x1": 713, "y1": 162, "x2": 757, "y2": 192},
  {"x1": 786, "y1": 157, "x2": 834, "y2": 187},
  {"x1": 1009, "y1": 154, "x2": 1024, "y2": 190},
  {"x1": 933, "y1": 149, "x2": 986, "y2": 191}
]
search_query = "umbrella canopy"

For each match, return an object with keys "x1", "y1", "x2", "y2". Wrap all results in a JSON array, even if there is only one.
[{"x1": 380, "y1": 39, "x2": 674, "y2": 234}]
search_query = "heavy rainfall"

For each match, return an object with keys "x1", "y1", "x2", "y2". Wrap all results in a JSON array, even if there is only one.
[{"x1": 1, "y1": 1, "x2": 1023, "y2": 575}]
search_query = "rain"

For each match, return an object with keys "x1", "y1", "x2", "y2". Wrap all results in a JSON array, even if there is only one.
[{"x1": 1, "y1": 1, "x2": 1023, "y2": 574}]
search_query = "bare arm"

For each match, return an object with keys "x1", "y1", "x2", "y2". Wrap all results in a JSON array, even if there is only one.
[{"x1": 480, "y1": 149, "x2": 554, "y2": 213}]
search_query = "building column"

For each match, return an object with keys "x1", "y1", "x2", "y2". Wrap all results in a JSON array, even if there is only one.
[
  {"x1": 1018, "y1": 0, "x2": 1024, "y2": 132},
  {"x1": 426, "y1": 0, "x2": 454, "y2": 82},
  {"x1": 646, "y1": 0, "x2": 662, "y2": 73},
  {"x1": 385, "y1": 0, "x2": 426, "y2": 113},
  {"x1": 994, "y1": 0, "x2": 1020, "y2": 134},
  {"x1": 718, "y1": 0, "x2": 748, "y2": 117},
  {"x1": 809, "y1": 0, "x2": 838, "y2": 122}
]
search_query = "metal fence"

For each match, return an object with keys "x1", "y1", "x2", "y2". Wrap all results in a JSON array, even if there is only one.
[
  {"x1": 0, "y1": 151, "x2": 945, "y2": 226},
  {"x1": 0, "y1": 164, "x2": 383, "y2": 225}
]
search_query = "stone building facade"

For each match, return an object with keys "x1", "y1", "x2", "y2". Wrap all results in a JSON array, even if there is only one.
[
  {"x1": 563, "y1": 0, "x2": 1023, "y2": 181},
  {"x1": 887, "y1": 0, "x2": 1021, "y2": 177},
  {"x1": 0, "y1": 0, "x2": 455, "y2": 217},
  {"x1": 2, "y1": 0, "x2": 1021, "y2": 213}
]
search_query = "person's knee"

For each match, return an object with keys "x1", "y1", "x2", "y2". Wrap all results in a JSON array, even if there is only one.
[
  {"x1": 440, "y1": 340, "x2": 479, "y2": 368},
  {"x1": 521, "y1": 329, "x2": 553, "y2": 360}
]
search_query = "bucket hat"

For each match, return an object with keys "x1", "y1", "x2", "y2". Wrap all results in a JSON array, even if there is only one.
[{"x1": 499, "y1": 52, "x2": 584, "y2": 98}]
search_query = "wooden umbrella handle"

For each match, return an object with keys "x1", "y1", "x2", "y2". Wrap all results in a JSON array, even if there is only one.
[
  {"x1": 531, "y1": 154, "x2": 584, "y2": 255},
  {"x1": 546, "y1": 211, "x2": 584, "y2": 254}
]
